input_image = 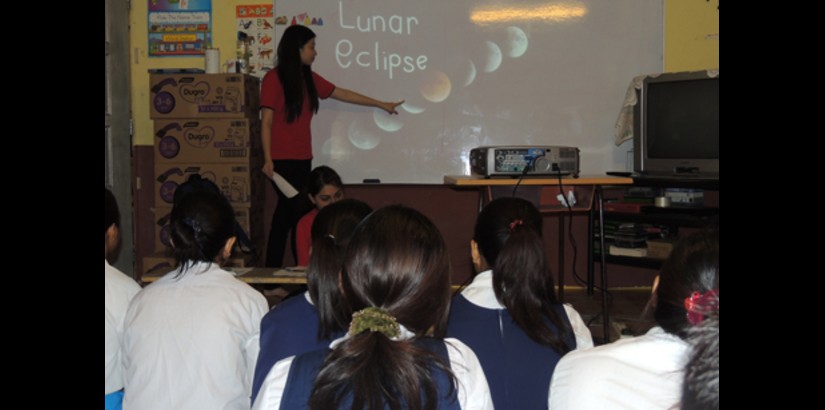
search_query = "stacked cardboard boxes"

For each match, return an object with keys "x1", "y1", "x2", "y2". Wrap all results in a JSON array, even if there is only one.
[{"x1": 146, "y1": 73, "x2": 264, "y2": 268}]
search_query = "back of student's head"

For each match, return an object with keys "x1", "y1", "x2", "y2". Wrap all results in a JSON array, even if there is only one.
[
  {"x1": 308, "y1": 165, "x2": 343, "y2": 196},
  {"x1": 170, "y1": 190, "x2": 236, "y2": 274},
  {"x1": 307, "y1": 198, "x2": 373, "y2": 339},
  {"x1": 309, "y1": 205, "x2": 453, "y2": 410},
  {"x1": 105, "y1": 186, "x2": 120, "y2": 230},
  {"x1": 654, "y1": 227, "x2": 719, "y2": 339},
  {"x1": 473, "y1": 196, "x2": 571, "y2": 353}
]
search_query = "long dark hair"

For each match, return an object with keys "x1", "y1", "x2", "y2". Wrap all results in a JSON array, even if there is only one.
[
  {"x1": 276, "y1": 25, "x2": 319, "y2": 123},
  {"x1": 654, "y1": 227, "x2": 719, "y2": 339},
  {"x1": 307, "y1": 199, "x2": 373, "y2": 340},
  {"x1": 308, "y1": 165, "x2": 343, "y2": 196},
  {"x1": 308, "y1": 205, "x2": 455, "y2": 410},
  {"x1": 474, "y1": 197, "x2": 572, "y2": 354},
  {"x1": 169, "y1": 190, "x2": 235, "y2": 276}
]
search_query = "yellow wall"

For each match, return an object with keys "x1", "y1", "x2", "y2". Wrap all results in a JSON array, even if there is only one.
[
  {"x1": 130, "y1": 0, "x2": 260, "y2": 146},
  {"x1": 664, "y1": 0, "x2": 719, "y2": 72}
]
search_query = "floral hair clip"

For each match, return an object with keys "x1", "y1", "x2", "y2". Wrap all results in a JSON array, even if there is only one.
[
  {"x1": 684, "y1": 288, "x2": 719, "y2": 326},
  {"x1": 508, "y1": 219, "x2": 524, "y2": 231},
  {"x1": 349, "y1": 306, "x2": 400, "y2": 338}
]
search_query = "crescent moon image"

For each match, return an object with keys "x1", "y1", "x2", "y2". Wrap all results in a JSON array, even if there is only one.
[
  {"x1": 373, "y1": 110, "x2": 404, "y2": 132},
  {"x1": 401, "y1": 103, "x2": 425, "y2": 114},
  {"x1": 483, "y1": 41, "x2": 502, "y2": 73},
  {"x1": 505, "y1": 26, "x2": 528, "y2": 58},
  {"x1": 463, "y1": 59, "x2": 477, "y2": 87},
  {"x1": 347, "y1": 119, "x2": 381, "y2": 150},
  {"x1": 419, "y1": 70, "x2": 452, "y2": 103}
]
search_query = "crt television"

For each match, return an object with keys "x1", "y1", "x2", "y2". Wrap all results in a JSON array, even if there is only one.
[{"x1": 633, "y1": 70, "x2": 719, "y2": 178}]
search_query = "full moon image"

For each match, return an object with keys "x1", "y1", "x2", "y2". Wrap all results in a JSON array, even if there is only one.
[
  {"x1": 373, "y1": 110, "x2": 404, "y2": 132},
  {"x1": 419, "y1": 70, "x2": 451, "y2": 103},
  {"x1": 463, "y1": 59, "x2": 477, "y2": 87},
  {"x1": 483, "y1": 41, "x2": 502, "y2": 73},
  {"x1": 347, "y1": 119, "x2": 381, "y2": 150},
  {"x1": 505, "y1": 26, "x2": 528, "y2": 58}
]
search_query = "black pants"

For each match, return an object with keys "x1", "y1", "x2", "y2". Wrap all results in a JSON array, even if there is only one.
[{"x1": 265, "y1": 159, "x2": 313, "y2": 267}]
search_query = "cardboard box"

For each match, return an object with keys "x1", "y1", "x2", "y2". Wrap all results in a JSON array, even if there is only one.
[
  {"x1": 154, "y1": 163, "x2": 265, "y2": 208},
  {"x1": 647, "y1": 238, "x2": 677, "y2": 260},
  {"x1": 142, "y1": 252, "x2": 256, "y2": 277},
  {"x1": 149, "y1": 73, "x2": 260, "y2": 119},
  {"x1": 154, "y1": 118, "x2": 262, "y2": 164},
  {"x1": 153, "y1": 204, "x2": 264, "y2": 253}
]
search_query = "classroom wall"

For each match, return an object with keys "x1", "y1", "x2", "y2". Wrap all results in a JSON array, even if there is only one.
[
  {"x1": 129, "y1": 1, "x2": 718, "y2": 287},
  {"x1": 129, "y1": 0, "x2": 254, "y2": 147}
]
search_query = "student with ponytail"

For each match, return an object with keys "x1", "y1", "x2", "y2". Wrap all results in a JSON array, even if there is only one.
[
  {"x1": 447, "y1": 197, "x2": 593, "y2": 409},
  {"x1": 252, "y1": 199, "x2": 372, "y2": 403},
  {"x1": 123, "y1": 190, "x2": 268, "y2": 409},
  {"x1": 253, "y1": 205, "x2": 493, "y2": 410},
  {"x1": 549, "y1": 227, "x2": 719, "y2": 409}
]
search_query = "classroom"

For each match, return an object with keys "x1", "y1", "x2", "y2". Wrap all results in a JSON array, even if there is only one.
[{"x1": 105, "y1": 1, "x2": 718, "y2": 409}]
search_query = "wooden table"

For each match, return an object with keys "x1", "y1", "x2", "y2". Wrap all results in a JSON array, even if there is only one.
[{"x1": 141, "y1": 266, "x2": 308, "y2": 285}]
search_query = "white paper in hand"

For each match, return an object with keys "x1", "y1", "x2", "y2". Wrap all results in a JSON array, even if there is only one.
[{"x1": 271, "y1": 172, "x2": 299, "y2": 198}]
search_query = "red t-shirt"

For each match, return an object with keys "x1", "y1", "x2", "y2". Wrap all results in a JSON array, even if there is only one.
[
  {"x1": 260, "y1": 70, "x2": 335, "y2": 160},
  {"x1": 295, "y1": 208, "x2": 318, "y2": 267}
]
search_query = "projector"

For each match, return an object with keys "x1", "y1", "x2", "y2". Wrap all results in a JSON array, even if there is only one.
[{"x1": 470, "y1": 146, "x2": 580, "y2": 177}]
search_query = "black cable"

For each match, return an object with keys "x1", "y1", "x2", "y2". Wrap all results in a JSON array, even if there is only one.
[
  {"x1": 511, "y1": 157, "x2": 536, "y2": 197},
  {"x1": 554, "y1": 168, "x2": 613, "y2": 302}
]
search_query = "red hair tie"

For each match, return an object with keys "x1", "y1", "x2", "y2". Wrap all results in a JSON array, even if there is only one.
[
  {"x1": 684, "y1": 288, "x2": 719, "y2": 325},
  {"x1": 508, "y1": 219, "x2": 523, "y2": 231}
]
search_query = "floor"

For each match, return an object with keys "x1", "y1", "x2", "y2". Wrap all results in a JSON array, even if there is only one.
[{"x1": 562, "y1": 287, "x2": 657, "y2": 345}]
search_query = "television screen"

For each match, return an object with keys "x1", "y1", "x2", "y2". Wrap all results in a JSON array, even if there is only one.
[{"x1": 634, "y1": 70, "x2": 719, "y2": 178}]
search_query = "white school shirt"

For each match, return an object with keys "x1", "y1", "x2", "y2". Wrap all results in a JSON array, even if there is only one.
[
  {"x1": 548, "y1": 326, "x2": 691, "y2": 410},
  {"x1": 122, "y1": 262, "x2": 268, "y2": 410},
  {"x1": 105, "y1": 259, "x2": 141, "y2": 394},
  {"x1": 460, "y1": 270, "x2": 594, "y2": 350},
  {"x1": 252, "y1": 328, "x2": 494, "y2": 410}
]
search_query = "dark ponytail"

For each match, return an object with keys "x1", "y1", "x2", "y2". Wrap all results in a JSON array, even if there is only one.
[
  {"x1": 308, "y1": 205, "x2": 455, "y2": 410},
  {"x1": 476, "y1": 197, "x2": 572, "y2": 353},
  {"x1": 307, "y1": 199, "x2": 373, "y2": 339},
  {"x1": 169, "y1": 190, "x2": 235, "y2": 276}
]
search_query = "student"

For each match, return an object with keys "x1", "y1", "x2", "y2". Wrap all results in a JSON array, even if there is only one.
[
  {"x1": 294, "y1": 166, "x2": 345, "y2": 267},
  {"x1": 105, "y1": 187, "x2": 141, "y2": 410},
  {"x1": 682, "y1": 295, "x2": 719, "y2": 410},
  {"x1": 253, "y1": 205, "x2": 493, "y2": 410},
  {"x1": 548, "y1": 228, "x2": 719, "y2": 409},
  {"x1": 251, "y1": 198, "x2": 373, "y2": 403},
  {"x1": 261, "y1": 24, "x2": 403, "y2": 267},
  {"x1": 446, "y1": 196, "x2": 593, "y2": 409},
  {"x1": 122, "y1": 190, "x2": 268, "y2": 410}
]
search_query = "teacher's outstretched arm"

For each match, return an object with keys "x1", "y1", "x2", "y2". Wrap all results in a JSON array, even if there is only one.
[{"x1": 330, "y1": 87, "x2": 404, "y2": 115}]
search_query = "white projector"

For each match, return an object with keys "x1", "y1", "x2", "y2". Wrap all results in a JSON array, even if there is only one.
[{"x1": 469, "y1": 146, "x2": 580, "y2": 177}]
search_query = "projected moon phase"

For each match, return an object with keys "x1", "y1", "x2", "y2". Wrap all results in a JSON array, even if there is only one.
[
  {"x1": 419, "y1": 70, "x2": 451, "y2": 103},
  {"x1": 373, "y1": 110, "x2": 404, "y2": 132},
  {"x1": 505, "y1": 26, "x2": 528, "y2": 58},
  {"x1": 347, "y1": 119, "x2": 381, "y2": 150},
  {"x1": 483, "y1": 41, "x2": 503, "y2": 73},
  {"x1": 463, "y1": 59, "x2": 477, "y2": 87},
  {"x1": 401, "y1": 103, "x2": 425, "y2": 114}
]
